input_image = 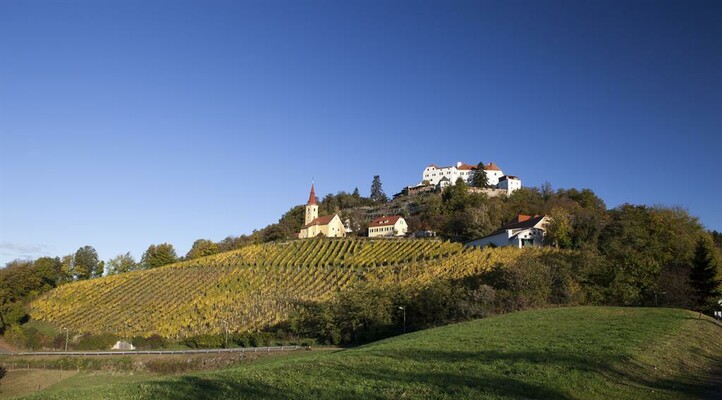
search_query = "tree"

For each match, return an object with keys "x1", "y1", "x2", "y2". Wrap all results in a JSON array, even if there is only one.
[
  {"x1": 0, "y1": 257, "x2": 65, "y2": 333},
  {"x1": 545, "y1": 207, "x2": 573, "y2": 248},
  {"x1": 141, "y1": 243, "x2": 178, "y2": 269},
  {"x1": 259, "y1": 224, "x2": 289, "y2": 242},
  {"x1": 185, "y1": 239, "x2": 220, "y2": 260},
  {"x1": 441, "y1": 178, "x2": 470, "y2": 213},
  {"x1": 599, "y1": 205, "x2": 703, "y2": 305},
  {"x1": 57, "y1": 254, "x2": 75, "y2": 283},
  {"x1": 217, "y1": 235, "x2": 253, "y2": 252},
  {"x1": 106, "y1": 252, "x2": 139, "y2": 275},
  {"x1": 74, "y1": 246, "x2": 101, "y2": 280},
  {"x1": 540, "y1": 182, "x2": 554, "y2": 200},
  {"x1": 471, "y1": 162, "x2": 489, "y2": 188},
  {"x1": 33, "y1": 257, "x2": 63, "y2": 288},
  {"x1": 278, "y1": 205, "x2": 305, "y2": 234},
  {"x1": 370, "y1": 175, "x2": 387, "y2": 203},
  {"x1": 444, "y1": 207, "x2": 496, "y2": 242},
  {"x1": 711, "y1": 230, "x2": 722, "y2": 252},
  {"x1": 689, "y1": 236, "x2": 722, "y2": 312}
]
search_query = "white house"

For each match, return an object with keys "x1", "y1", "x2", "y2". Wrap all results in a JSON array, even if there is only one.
[
  {"x1": 465, "y1": 215, "x2": 550, "y2": 248},
  {"x1": 497, "y1": 175, "x2": 522, "y2": 195},
  {"x1": 368, "y1": 215, "x2": 408, "y2": 237}
]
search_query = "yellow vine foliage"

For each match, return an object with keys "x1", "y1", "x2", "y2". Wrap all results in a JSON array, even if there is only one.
[{"x1": 30, "y1": 239, "x2": 558, "y2": 338}]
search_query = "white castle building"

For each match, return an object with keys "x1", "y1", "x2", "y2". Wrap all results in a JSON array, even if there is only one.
[{"x1": 421, "y1": 161, "x2": 522, "y2": 194}]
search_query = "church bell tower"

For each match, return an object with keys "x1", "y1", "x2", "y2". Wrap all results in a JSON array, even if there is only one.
[{"x1": 305, "y1": 184, "x2": 319, "y2": 225}]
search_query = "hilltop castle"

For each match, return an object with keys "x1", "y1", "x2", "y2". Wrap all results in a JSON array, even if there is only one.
[
  {"x1": 298, "y1": 184, "x2": 345, "y2": 239},
  {"x1": 422, "y1": 161, "x2": 522, "y2": 194}
]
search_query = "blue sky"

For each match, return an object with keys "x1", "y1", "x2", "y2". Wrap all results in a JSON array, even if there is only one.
[{"x1": 1, "y1": 0, "x2": 720, "y2": 265}]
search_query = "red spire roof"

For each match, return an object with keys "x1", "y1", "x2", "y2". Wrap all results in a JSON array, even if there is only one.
[{"x1": 307, "y1": 184, "x2": 317, "y2": 205}]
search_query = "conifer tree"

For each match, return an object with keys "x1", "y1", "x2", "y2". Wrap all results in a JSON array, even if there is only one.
[
  {"x1": 370, "y1": 175, "x2": 387, "y2": 203},
  {"x1": 471, "y1": 162, "x2": 489, "y2": 188},
  {"x1": 690, "y1": 236, "x2": 722, "y2": 312}
]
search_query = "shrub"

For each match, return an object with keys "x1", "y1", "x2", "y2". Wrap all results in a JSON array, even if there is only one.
[
  {"x1": 132, "y1": 334, "x2": 166, "y2": 350},
  {"x1": 75, "y1": 333, "x2": 118, "y2": 350},
  {"x1": 183, "y1": 334, "x2": 223, "y2": 349},
  {"x1": 482, "y1": 259, "x2": 553, "y2": 312},
  {"x1": 250, "y1": 332, "x2": 274, "y2": 347},
  {"x1": 232, "y1": 332, "x2": 252, "y2": 348},
  {"x1": 3, "y1": 324, "x2": 26, "y2": 348}
]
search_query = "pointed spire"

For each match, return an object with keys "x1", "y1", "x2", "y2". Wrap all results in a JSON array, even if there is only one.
[{"x1": 307, "y1": 183, "x2": 317, "y2": 205}]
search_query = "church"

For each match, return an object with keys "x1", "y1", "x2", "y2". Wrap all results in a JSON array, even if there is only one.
[{"x1": 298, "y1": 184, "x2": 346, "y2": 239}]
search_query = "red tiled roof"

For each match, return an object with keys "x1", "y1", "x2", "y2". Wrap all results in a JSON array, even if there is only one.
[
  {"x1": 428, "y1": 162, "x2": 480, "y2": 171},
  {"x1": 307, "y1": 184, "x2": 317, "y2": 205},
  {"x1": 302, "y1": 214, "x2": 336, "y2": 228},
  {"x1": 369, "y1": 215, "x2": 403, "y2": 227},
  {"x1": 484, "y1": 162, "x2": 502, "y2": 171},
  {"x1": 457, "y1": 163, "x2": 478, "y2": 171}
]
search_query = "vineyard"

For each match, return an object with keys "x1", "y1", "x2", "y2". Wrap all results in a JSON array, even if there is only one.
[{"x1": 30, "y1": 239, "x2": 555, "y2": 338}]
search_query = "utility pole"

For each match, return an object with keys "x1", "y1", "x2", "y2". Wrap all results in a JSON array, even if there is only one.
[
  {"x1": 222, "y1": 320, "x2": 229, "y2": 348},
  {"x1": 63, "y1": 327, "x2": 69, "y2": 352},
  {"x1": 398, "y1": 306, "x2": 406, "y2": 334}
]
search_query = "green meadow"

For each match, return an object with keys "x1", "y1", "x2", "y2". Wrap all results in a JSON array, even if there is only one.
[{"x1": 14, "y1": 307, "x2": 722, "y2": 400}]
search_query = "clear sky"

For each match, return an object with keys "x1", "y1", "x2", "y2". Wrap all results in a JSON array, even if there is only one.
[{"x1": 1, "y1": 0, "x2": 720, "y2": 265}]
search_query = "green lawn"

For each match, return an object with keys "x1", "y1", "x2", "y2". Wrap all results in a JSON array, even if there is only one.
[{"x1": 16, "y1": 307, "x2": 722, "y2": 400}]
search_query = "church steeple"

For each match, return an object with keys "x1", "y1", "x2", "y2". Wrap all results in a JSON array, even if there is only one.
[
  {"x1": 305, "y1": 183, "x2": 319, "y2": 225},
  {"x1": 307, "y1": 183, "x2": 317, "y2": 205}
]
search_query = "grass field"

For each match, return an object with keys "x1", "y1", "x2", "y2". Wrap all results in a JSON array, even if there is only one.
[
  {"x1": 13, "y1": 307, "x2": 722, "y2": 400},
  {"x1": 0, "y1": 369, "x2": 78, "y2": 398}
]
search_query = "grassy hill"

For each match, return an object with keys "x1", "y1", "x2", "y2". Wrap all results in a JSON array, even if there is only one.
[
  {"x1": 18, "y1": 307, "x2": 722, "y2": 400},
  {"x1": 30, "y1": 239, "x2": 555, "y2": 338}
]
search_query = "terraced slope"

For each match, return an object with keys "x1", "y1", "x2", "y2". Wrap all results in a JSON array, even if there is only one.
[{"x1": 30, "y1": 239, "x2": 548, "y2": 338}]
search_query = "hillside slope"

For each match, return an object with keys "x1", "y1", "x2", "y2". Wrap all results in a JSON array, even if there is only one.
[
  {"x1": 23, "y1": 307, "x2": 722, "y2": 400},
  {"x1": 30, "y1": 239, "x2": 555, "y2": 338}
]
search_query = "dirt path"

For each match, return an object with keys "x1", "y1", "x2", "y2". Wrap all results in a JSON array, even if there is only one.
[{"x1": 0, "y1": 339, "x2": 16, "y2": 354}]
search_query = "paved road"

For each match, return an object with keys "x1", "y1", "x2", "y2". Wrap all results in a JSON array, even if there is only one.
[{"x1": 3, "y1": 345, "x2": 304, "y2": 357}]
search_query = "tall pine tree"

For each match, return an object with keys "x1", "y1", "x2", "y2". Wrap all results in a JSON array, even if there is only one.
[
  {"x1": 471, "y1": 162, "x2": 489, "y2": 188},
  {"x1": 690, "y1": 236, "x2": 722, "y2": 312},
  {"x1": 370, "y1": 175, "x2": 387, "y2": 203}
]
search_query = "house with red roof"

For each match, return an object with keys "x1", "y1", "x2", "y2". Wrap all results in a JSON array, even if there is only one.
[
  {"x1": 368, "y1": 215, "x2": 408, "y2": 238},
  {"x1": 298, "y1": 184, "x2": 346, "y2": 239}
]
